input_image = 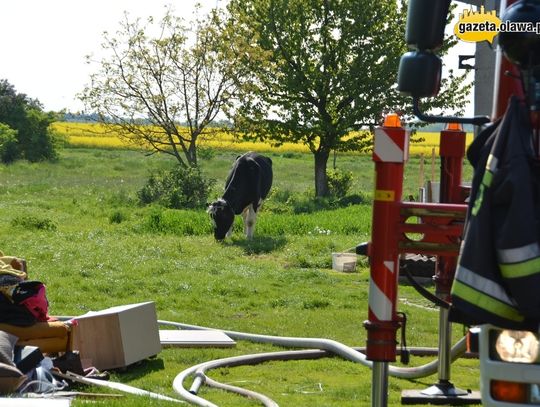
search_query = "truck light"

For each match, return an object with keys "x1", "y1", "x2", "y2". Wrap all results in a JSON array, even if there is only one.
[
  {"x1": 495, "y1": 330, "x2": 539, "y2": 363},
  {"x1": 491, "y1": 380, "x2": 528, "y2": 403}
]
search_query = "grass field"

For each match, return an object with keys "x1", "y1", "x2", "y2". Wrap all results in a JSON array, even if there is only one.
[{"x1": 0, "y1": 138, "x2": 479, "y2": 406}]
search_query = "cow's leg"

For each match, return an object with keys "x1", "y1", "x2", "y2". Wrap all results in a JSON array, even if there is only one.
[{"x1": 242, "y1": 204, "x2": 258, "y2": 239}]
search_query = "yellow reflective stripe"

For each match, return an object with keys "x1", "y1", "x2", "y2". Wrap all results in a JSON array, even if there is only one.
[
  {"x1": 452, "y1": 280, "x2": 524, "y2": 322},
  {"x1": 482, "y1": 170, "x2": 493, "y2": 187},
  {"x1": 500, "y1": 256, "x2": 540, "y2": 279},
  {"x1": 374, "y1": 189, "x2": 394, "y2": 202},
  {"x1": 471, "y1": 170, "x2": 493, "y2": 216}
]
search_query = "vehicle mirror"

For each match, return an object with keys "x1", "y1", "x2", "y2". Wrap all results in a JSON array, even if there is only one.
[
  {"x1": 397, "y1": 51, "x2": 442, "y2": 98},
  {"x1": 406, "y1": 0, "x2": 451, "y2": 51}
]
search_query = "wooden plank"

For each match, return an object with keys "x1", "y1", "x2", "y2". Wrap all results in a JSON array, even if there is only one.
[{"x1": 159, "y1": 330, "x2": 236, "y2": 348}]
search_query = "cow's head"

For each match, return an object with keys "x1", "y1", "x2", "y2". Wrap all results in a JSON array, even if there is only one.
[{"x1": 207, "y1": 199, "x2": 235, "y2": 241}]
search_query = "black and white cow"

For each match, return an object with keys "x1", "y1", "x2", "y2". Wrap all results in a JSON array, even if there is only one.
[{"x1": 207, "y1": 152, "x2": 273, "y2": 241}]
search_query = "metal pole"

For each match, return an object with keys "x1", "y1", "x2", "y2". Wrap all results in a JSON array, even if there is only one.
[
  {"x1": 438, "y1": 307, "x2": 451, "y2": 381},
  {"x1": 430, "y1": 124, "x2": 468, "y2": 396},
  {"x1": 435, "y1": 124, "x2": 466, "y2": 389},
  {"x1": 372, "y1": 362, "x2": 389, "y2": 407}
]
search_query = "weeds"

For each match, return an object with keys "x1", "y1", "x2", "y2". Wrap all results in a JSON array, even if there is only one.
[{"x1": 10, "y1": 215, "x2": 57, "y2": 231}]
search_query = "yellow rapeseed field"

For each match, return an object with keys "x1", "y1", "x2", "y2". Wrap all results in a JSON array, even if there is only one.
[{"x1": 51, "y1": 122, "x2": 473, "y2": 156}]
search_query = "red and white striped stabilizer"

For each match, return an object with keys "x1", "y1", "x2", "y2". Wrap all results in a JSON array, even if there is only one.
[
  {"x1": 368, "y1": 260, "x2": 395, "y2": 321},
  {"x1": 364, "y1": 114, "x2": 408, "y2": 362},
  {"x1": 373, "y1": 127, "x2": 409, "y2": 163}
]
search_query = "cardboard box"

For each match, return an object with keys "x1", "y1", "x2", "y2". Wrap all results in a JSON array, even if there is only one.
[{"x1": 71, "y1": 302, "x2": 161, "y2": 370}]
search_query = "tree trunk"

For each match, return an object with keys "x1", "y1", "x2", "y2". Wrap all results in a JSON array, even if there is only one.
[
  {"x1": 187, "y1": 138, "x2": 198, "y2": 167},
  {"x1": 314, "y1": 150, "x2": 330, "y2": 197}
]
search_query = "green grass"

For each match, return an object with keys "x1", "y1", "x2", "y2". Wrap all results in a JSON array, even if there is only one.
[{"x1": 0, "y1": 147, "x2": 478, "y2": 406}]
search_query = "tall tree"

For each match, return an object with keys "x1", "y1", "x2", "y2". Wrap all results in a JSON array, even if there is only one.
[
  {"x1": 80, "y1": 7, "x2": 236, "y2": 168},
  {"x1": 0, "y1": 80, "x2": 56, "y2": 163},
  {"x1": 224, "y1": 0, "x2": 470, "y2": 196}
]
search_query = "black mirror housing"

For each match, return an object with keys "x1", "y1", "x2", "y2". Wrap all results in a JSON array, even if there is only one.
[
  {"x1": 397, "y1": 51, "x2": 442, "y2": 98},
  {"x1": 406, "y1": 0, "x2": 451, "y2": 51}
]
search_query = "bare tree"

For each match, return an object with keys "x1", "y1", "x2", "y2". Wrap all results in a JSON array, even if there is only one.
[{"x1": 80, "y1": 7, "x2": 235, "y2": 168}]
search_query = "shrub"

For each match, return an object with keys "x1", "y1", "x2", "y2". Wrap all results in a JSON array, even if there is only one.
[
  {"x1": 146, "y1": 209, "x2": 166, "y2": 232},
  {"x1": 11, "y1": 215, "x2": 57, "y2": 231},
  {"x1": 327, "y1": 168, "x2": 354, "y2": 198},
  {"x1": 22, "y1": 109, "x2": 57, "y2": 162},
  {"x1": 263, "y1": 188, "x2": 294, "y2": 214},
  {"x1": 197, "y1": 146, "x2": 216, "y2": 160},
  {"x1": 265, "y1": 188, "x2": 364, "y2": 215},
  {"x1": 0, "y1": 124, "x2": 19, "y2": 164},
  {"x1": 0, "y1": 80, "x2": 57, "y2": 163},
  {"x1": 138, "y1": 173, "x2": 162, "y2": 205},
  {"x1": 138, "y1": 166, "x2": 215, "y2": 209},
  {"x1": 109, "y1": 210, "x2": 127, "y2": 224}
]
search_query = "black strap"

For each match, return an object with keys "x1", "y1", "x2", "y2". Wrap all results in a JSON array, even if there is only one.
[{"x1": 401, "y1": 262, "x2": 451, "y2": 309}]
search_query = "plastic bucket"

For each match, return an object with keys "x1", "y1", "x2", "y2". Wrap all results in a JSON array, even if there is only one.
[{"x1": 331, "y1": 252, "x2": 357, "y2": 272}]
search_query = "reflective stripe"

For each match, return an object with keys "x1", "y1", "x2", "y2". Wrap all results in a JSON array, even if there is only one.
[
  {"x1": 486, "y1": 154, "x2": 498, "y2": 173},
  {"x1": 482, "y1": 170, "x2": 493, "y2": 187},
  {"x1": 369, "y1": 278, "x2": 392, "y2": 321},
  {"x1": 471, "y1": 170, "x2": 493, "y2": 216},
  {"x1": 373, "y1": 128, "x2": 406, "y2": 162},
  {"x1": 498, "y1": 243, "x2": 540, "y2": 264},
  {"x1": 500, "y1": 256, "x2": 540, "y2": 279},
  {"x1": 452, "y1": 280, "x2": 524, "y2": 322},
  {"x1": 455, "y1": 264, "x2": 515, "y2": 306}
]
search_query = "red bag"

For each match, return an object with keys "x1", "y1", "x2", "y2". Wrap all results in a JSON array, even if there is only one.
[{"x1": 12, "y1": 281, "x2": 50, "y2": 322}]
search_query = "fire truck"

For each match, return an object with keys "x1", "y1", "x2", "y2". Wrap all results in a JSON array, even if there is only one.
[{"x1": 368, "y1": 0, "x2": 540, "y2": 406}]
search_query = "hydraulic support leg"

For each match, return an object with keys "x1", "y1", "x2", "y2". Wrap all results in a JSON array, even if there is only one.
[{"x1": 366, "y1": 115, "x2": 408, "y2": 407}]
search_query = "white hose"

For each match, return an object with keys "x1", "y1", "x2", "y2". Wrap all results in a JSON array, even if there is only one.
[
  {"x1": 55, "y1": 316, "x2": 468, "y2": 406},
  {"x1": 171, "y1": 340, "x2": 466, "y2": 406},
  {"x1": 173, "y1": 349, "x2": 328, "y2": 407},
  {"x1": 162, "y1": 320, "x2": 467, "y2": 405},
  {"x1": 204, "y1": 376, "x2": 279, "y2": 407},
  {"x1": 159, "y1": 320, "x2": 467, "y2": 379}
]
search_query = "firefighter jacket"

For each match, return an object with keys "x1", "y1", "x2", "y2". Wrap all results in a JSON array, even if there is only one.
[{"x1": 450, "y1": 96, "x2": 540, "y2": 330}]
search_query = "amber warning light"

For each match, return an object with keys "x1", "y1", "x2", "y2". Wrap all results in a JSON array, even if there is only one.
[{"x1": 383, "y1": 113, "x2": 402, "y2": 128}]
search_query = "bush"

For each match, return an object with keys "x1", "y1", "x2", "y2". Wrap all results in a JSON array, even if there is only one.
[
  {"x1": 11, "y1": 215, "x2": 57, "y2": 231},
  {"x1": 22, "y1": 109, "x2": 57, "y2": 162},
  {"x1": 263, "y1": 188, "x2": 294, "y2": 214},
  {"x1": 109, "y1": 210, "x2": 127, "y2": 224},
  {"x1": 197, "y1": 146, "x2": 216, "y2": 160},
  {"x1": 138, "y1": 173, "x2": 162, "y2": 205},
  {"x1": 327, "y1": 168, "x2": 353, "y2": 198},
  {"x1": 138, "y1": 166, "x2": 215, "y2": 209},
  {"x1": 0, "y1": 124, "x2": 19, "y2": 164},
  {"x1": 0, "y1": 80, "x2": 57, "y2": 163},
  {"x1": 265, "y1": 187, "x2": 366, "y2": 215}
]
